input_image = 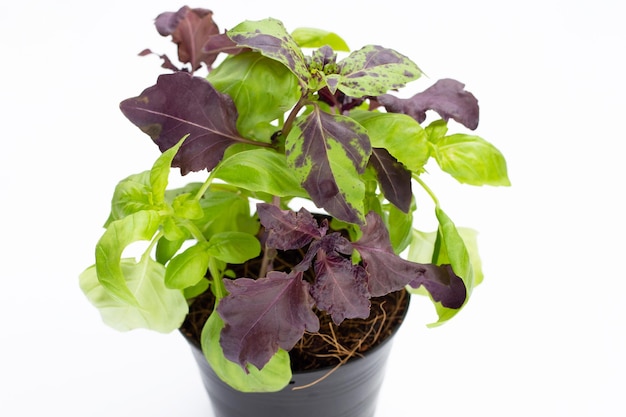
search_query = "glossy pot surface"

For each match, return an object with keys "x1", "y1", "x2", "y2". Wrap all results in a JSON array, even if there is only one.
[{"x1": 189, "y1": 335, "x2": 394, "y2": 417}]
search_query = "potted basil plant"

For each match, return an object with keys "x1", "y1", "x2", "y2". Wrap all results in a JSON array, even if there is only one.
[{"x1": 79, "y1": 5, "x2": 510, "y2": 417}]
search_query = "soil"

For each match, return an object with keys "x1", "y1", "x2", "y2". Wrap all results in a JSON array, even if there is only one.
[
  {"x1": 180, "y1": 246, "x2": 410, "y2": 372},
  {"x1": 181, "y1": 290, "x2": 408, "y2": 372}
]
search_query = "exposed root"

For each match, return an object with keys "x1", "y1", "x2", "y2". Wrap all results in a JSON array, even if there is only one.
[
  {"x1": 291, "y1": 317, "x2": 377, "y2": 390},
  {"x1": 289, "y1": 290, "x2": 405, "y2": 372}
]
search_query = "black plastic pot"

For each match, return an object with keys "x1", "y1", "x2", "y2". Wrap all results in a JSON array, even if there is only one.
[{"x1": 185, "y1": 294, "x2": 410, "y2": 417}]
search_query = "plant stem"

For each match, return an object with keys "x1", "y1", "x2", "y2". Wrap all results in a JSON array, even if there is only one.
[
  {"x1": 206, "y1": 257, "x2": 229, "y2": 301},
  {"x1": 281, "y1": 94, "x2": 308, "y2": 138},
  {"x1": 211, "y1": 272, "x2": 227, "y2": 301},
  {"x1": 194, "y1": 169, "x2": 217, "y2": 201},
  {"x1": 183, "y1": 220, "x2": 208, "y2": 243},
  {"x1": 141, "y1": 230, "x2": 164, "y2": 263},
  {"x1": 413, "y1": 174, "x2": 440, "y2": 208},
  {"x1": 257, "y1": 196, "x2": 282, "y2": 278},
  {"x1": 258, "y1": 245, "x2": 276, "y2": 279}
]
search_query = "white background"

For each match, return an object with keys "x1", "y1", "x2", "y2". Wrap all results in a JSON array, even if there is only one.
[{"x1": 1, "y1": 0, "x2": 624, "y2": 416}]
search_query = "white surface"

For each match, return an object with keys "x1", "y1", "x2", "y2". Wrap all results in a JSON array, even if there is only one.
[{"x1": 1, "y1": 1, "x2": 624, "y2": 416}]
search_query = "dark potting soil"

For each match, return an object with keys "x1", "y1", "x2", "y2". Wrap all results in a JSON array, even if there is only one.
[{"x1": 179, "y1": 247, "x2": 409, "y2": 372}]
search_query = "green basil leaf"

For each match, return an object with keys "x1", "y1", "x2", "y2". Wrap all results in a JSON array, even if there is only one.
[
  {"x1": 432, "y1": 133, "x2": 511, "y2": 186},
  {"x1": 162, "y1": 216, "x2": 187, "y2": 241},
  {"x1": 351, "y1": 111, "x2": 430, "y2": 172},
  {"x1": 201, "y1": 310, "x2": 292, "y2": 392},
  {"x1": 79, "y1": 257, "x2": 187, "y2": 333},
  {"x1": 208, "y1": 51, "x2": 300, "y2": 138},
  {"x1": 456, "y1": 228, "x2": 484, "y2": 286},
  {"x1": 150, "y1": 136, "x2": 186, "y2": 204},
  {"x1": 207, "y1": 232, "x2": 261, "y2": 264},
  {"x1": 291, "y1": 27, "x2": 349, "y2": 51},
  {"x1": 106, "y1": 171, "x2": 153, "y2": 226},
  {"x1": 423, "y1": 208, "x2": 473, "y2": 327},
  {"x1": 406, "y1": 209, "x2": 484, "y2": 327},
  {"x1": 214, "y1": 148, "x2": 308, "y2": 198},
  {"x1": 172, "y1": 193, "x2": 204, "y2": 220},
  {"x1": 195, "y1": 189, "x2": 260, "y2": 237},
  {"x1": 409, "y1": 227, "x2": 484, "y2": 287},
  {"x1": 164, "y1": 182, "x2": 204, "y2": 202},
  {"x1": 167, "y1": 183, "x2": 259, "y2": 237},
  {"x1": 95, "y1": 210, "x2": 162, "y2": 305},
  {"x1": 165, "y1": 243, "x2": 211, "y2": 290},
  {"x1": 183, "y1": 278, "x2": 210, "y2": 300},
  {"x1": 425, "y1": 119, "x2": 449, "y2": 145},
  {"x1": 155, "y1": 236, "x2": 185, "y2": 265},
  {"x1": 434, "y1": 207, "x2": 473, "y2": 289},
  {"x1": 386, "y1": 202, "x2": 414, "y2": 254},
  {"x1": 407, "y1": 228, "x2": 437, "y2": 264}
]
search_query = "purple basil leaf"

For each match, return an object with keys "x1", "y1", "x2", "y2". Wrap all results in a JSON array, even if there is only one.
[
  {"x1": 293, "y1": 232, "x2": 352, "y2": 273},
  {"x1": 138, "y1": 48, "x2": 182, "y2": 72},
  {"x1": 353, "y1": 211, "x2": 466, "y2": 309},
  {"x1": 286, "y1": 108, "x2": 371, "y2": 225},
  {"x1": 311, "y1": 249, "x2": 371, "y2": 325},
  {"x1": 218, "y1": 271, "x2": 320, "y2": 370},
  {"x1": 257, "y1": 203, "x2": 327, "y2": 251},
  {"x1": 368, "y1": 148, "x2": 412, "y2": 213},
  {"x1": 352, "y1": 212, "x2": 417, "y2": 296},
  {"x1": 293, "y1": 239, "x2": 321, "y2": 273},
  {"x1": 319, "y1": 232, "x2": 353, "y2": 257},
  {"x1": 203, "y1": 32, "x2": 248, "y2": 56},
  {"x1": 120, "y1": 72, "x2": 246, "y2": 174},
  {"x1": 377, "y1": 78, "x2": 479, "y2": 130},
  {"x1": 408, "y1": 264, "x2": 467, "y2": 309},
  {"x1": 154, "y1": 7, "x2": 189, "y2": 36},
  {"x1": 154, "y1": 6, "x2": 220, "y2": 71}
]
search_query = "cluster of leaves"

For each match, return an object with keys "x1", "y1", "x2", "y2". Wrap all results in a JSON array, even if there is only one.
[
  {"x1": 218, "y1": 204, "x2": 466, "y2": 373},
  {"x1": 80, "y1": 6, "x2": 510, "y2": 393}
]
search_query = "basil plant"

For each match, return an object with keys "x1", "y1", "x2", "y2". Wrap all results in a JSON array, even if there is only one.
[{"x1": 80, "y1": 6, "x2": 509, "y2": 392}]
